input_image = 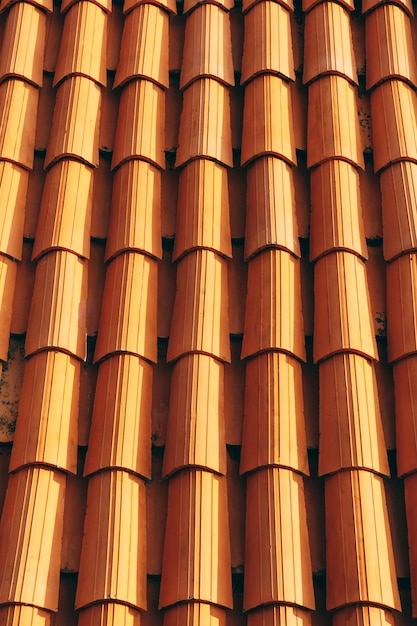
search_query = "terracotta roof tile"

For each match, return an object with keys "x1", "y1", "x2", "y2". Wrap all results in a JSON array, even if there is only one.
[
  {"x1": 381, "y1": 161, "x2": 417, "y2": 261},
  {"x1": 76, "y1": 470, "x2": 147, "y2": 610},
  {"x1": 11, "y1": 242, "x2": 35, "y2": 334},
  {"x1": 163, "y1": 603, "x2": 227, "y2": 625},
  {"x1": 247, "y1": 606, "x2": 312, "y2": 626},
  {"x1": 241, "y1": 0, "x2": 295, "y2": 85},
  {"x1": 60, "y1": 0, "x2": 110, "y2": 15},
  {"x1": 386, "y1": 253, "x2": 417, "y2": 362},
  {"x1": 393, "y1": 357, "x2": 417, "y2": 476},
  {"x1": 362, "y1": 0, "x2": 413, "y2": 18},
  {"x1": 224, "y1": 340, "x2": 245, "y2": 444},
  {"x1": 78, "y1": 603, "x2": 142, "y2": 626},
  {"x1": 228, "y1": 243, "x2": 246, "y2": 335},
  {"x1": 106, "y1": 1, "x2": 123, "y2": 71},
  {"x1": 146, "y1": 453, "x2": 167, "y2": 574},
  {"x1": 86, "y1": 240, "x2": 105, "y2": 335},
  {"x1": 243, "y1": 0, "x2": 293, "y2": 13},
  {"x1": 183, "y1": 0, "x2": 233, "y2": 14},
  {"x1": 114, "y1": 4, "x2": 169, "y2": 89},
  {"x1": 244, "y1": 467, "x2": 314, "y2": 611},
  {"x1": 180, "y1": 4, "x2": 234, "y2": 89},
  {"x1": 0, "y1": 0, "x2": 53, "y2": 14},
  {"x1": 24, "y1": 155, "x2": 44, "y2": 239},
  {"x1": 157, "y1": 246, "x2": 176, "y2": 337},
  {"x1": 90, "y1": 156, "x2": 112, "y2": 239},
  {"x1": 0, "y1": 605, "x2": 52, "y2": 625},
  {"x1": 0, "y1": 161, "x2": 28, "y2": 260},
  {"x1": 34, "y1": 73, "x2": 55, "y2": 152},
  {"x1": 332, "y1": 606, "x2": 396, "y2": 626},
  {"x1": 44, "y1": 5, "x2": 63, "y2": 73},
  {"x1": 241, "y1": 75, "x2": 296, "y2": 167},
  {"x1": 0, "y1": 79, "x2": 38, "y2": 170},
  {"x1": 303, "y1": 2, "x2": 356, "y2": 85},
  {"x1": 0, "y1": 255, "x2": 17, "y2": 361}
]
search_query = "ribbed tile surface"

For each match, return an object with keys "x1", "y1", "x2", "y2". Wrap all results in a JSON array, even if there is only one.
[
  {"x1": 393, "y1": 356, "x2": 417, "y2": 477},
  {"x1": 163, "y1": 603, "x2": 226, "y2": 626},
  {"x1": 0, "y1": 161, "x2": 28, "y2": 260},
  {"x1": 381, "y1": 161, "x2": 417, "y2": 261},
  {"x1": 247, "y1": 606, "x2": 312, "y2": 626},
  {"x1": 78, "y1": 604, "x2": 141, "y2": 626},
  {"x1": 0, "y1": 79, "x2": 38, "y2": 169},
  {"x1": 0, "y1": 605, "x2": 52, "y2": 626},
  {"x1": 386, "y1": 253, "x2": 417, "y2": 362}
]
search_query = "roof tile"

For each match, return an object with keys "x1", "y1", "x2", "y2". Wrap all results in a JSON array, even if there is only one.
[
  {"x1": 310, "y1": 161, "x2": 367, "y2": 261},
  {"x1": 34, "y1": 73, "x2": 55, "y2": 152},
  {"x1": 77, "y1": 604, "x2": 142, "y2": 626},
  {"x1": 326, "y1": 470, "x2": 400, "y2": 610},
  {"x1": 9, "y1": 351, "x2": 79, "y2": 473},
  {"x1": 303, "y1": 2, "x2": 356, "y2": 85},
  {"x1": 228, "y1": 164, "x2": 246, "y2": 239},
  {"x1": 76, "y1": 470, "x2": 147, "y2": 610},
  {"x1": 0, "y1": 338, "x2": 24, "y2": 443},
  {"x1": 241, "y1": 75, "x2": 296, "y2": 167},
  {"x1": 0, "y1": 2, "x2": 45, "y2": 87},
  {"x1": 106, "y1": 2, "x2": 123, "y2": 71},
  {"x1": 332, "y1": 607, "x2": 396, "y2": 626},
  {"x1": 0, "y1": 467, "x2": 65, "y2": 609},
  {"x1": 123, "y1": 0, "x2": 176, "y2": 15},
  {"x1": 176, "y1": 78, "x2": 233, "y2": 168},
  {"x1": 0, "y1": 255, "x2": 17, "y2": 361},
  {"x1": 146, "y1": 453, "x2": 167, "y2": 574},
  {"x1": 245, "y1": 156, "x2": 300, "y2": 259},
  {"x1": 244, "y1": 467, "x2": 314, "y2": 611},
  {"x1": 163, "y1": 354, "x2": 226, "y2": 476},
  {"x1": 114, "y1": 4, "x2": 169, "y2": 89},
  {"x1": 180, "y1": 4, "x2": 234, "y2": 89},
  {"x1": 167, "y1": 249, "x2": 231, "y2": 362},
  {"x1": 241, "y1": 249, "x2": 306, "y2": 361},
  {"x1": 86, "y1": 241, "x2": 106, "y2": 335},
  {"x1": 228, "y1": 243, "x2": 246, "y2": 335},
  {"x1": 243, "y1": 0, "x2": 293, "y2": 14},
  {"x1": 393, "y1": 356, "x2": 417, "y2": 476},
  {"x1": 61, "y1": 464, "x2": 87, "y2": 573},
  {"x1": 78, "y1": 356, "x2": 97, "y2": 446},
  {"x1": 163, "y1": 604, "x2": 227, "y2": 625},
  {"x1": 371, "y1": 81, "x2": 417, "y2": 172},
  {"x1": 246, "y1": 606, "x2": 312, "y2": 626},
  {"x1": 112, "y1": 78, "x2": 165, "y2": 170},
  {"x1": 84, "y1": 354, "x2": 152, "y2": 478},
  {"x1": 60, "y1": 0, "x2": 111, "y2": 15},
  {"x1": 173, "y1": 160, "x2": 232, "y2": 261},
  {"x1": 241, "y1": 0, "x2": 295, "y2": 85},
  {"x1": 0, "y1": 0, "x2": 53, "y2": 14},
  {"x1": 157, "y1": 246, "x2": 176, "y2": 337},
  {"x1": 313, "y1": 252, "x2": 378, "y2": 363},
  {"x1": 151, "y1": 348, "x2": 171, "y2": 446},
  {"x1": 227, "y1": 452, "x2": 245, "y2": 568},
  {"x1": 105, "y1": 159, "x2": 162, "y2": 262},
  {"x1": 32, "y1": 160, "x2": 93, "y2": 260},
  {"x1": 307, "y1": 76, "x2": 364, "y2": 169},
  {"x1": 183, "y1": 0, "x2": 233, "y2": 14},
  {"x1": 159, "y1": 469, "x2": 233, "y2": 608},
  {"x1": 386, "y1": 253, "x2": 417, "y2": 362},
  {"x1": 224, "y1": 340, "x2": 245, "y2": 444},
  {"x1": 24, "y1": 155, "x2": 44, "y2": 239},
  {"x1": 240, "y1": 352, "x2": 308, "y2": 474},
  {"x1": 169, "y1": 14, "x2": 185, "y2": 72},
  {"x1": 381, "y1": 161, "x2": 417, "y2": 261},
  {"x1": 11, "y1": 242, "x2": 35, "y2": 334},
  {"x1": 0, "y1": 79, "x2": 38, "y2": 170},
  {"x1": 91, "y1": 156, "x2": 112, "y2": 239},
  {"x1": 362, "y1": 0, "x2": 413, "y2": 17},
  {"x1": 360, "y1": 159, "x2": 383, "y2": 239},
  {"x1": 0, "y1": 161, "x2": 28, "y2": 260},
  {"x1": 45, "y1": 76, "x2": 101, "y2": 169},
  {"x1": 0, "y1": 605, "x2": 52, "y2": 625},
  {"x1": 94, "y1": 252, "x2": 158, "y2": 363},
  {"x1": 404, "y1": 474, "x2": 417, "y2": 615},
  {"x1": 44, "y1": 6, "x2": 64, "y2": 73}
]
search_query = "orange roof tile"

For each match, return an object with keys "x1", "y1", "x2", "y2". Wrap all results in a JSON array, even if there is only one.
[
  {"x1": 0, "y1": 79, "x2": 38, "y2": 170},
  {"x1": 0, "y1": 605, "x2": 52, "y2": 626},
  {"x1": 90, "y1": 156, "x2": 112, "y2": 239},
  {"x1": 243, "y1": 0, "x2": 293, "y2": 13},
  {"x1": 86, "y1": 241, "x2": 106, "y2": 335},
  {"x1": 332, "y1": 606, "x2": 396, "y2": 626},
  {"x1": 386, "y1": 253, "x2": 417, "y2": 362},
  {"x1": 44, "y1": 6, "x2": 63, "y2": 73},
  {"x1": 247, "y1": 606, "x2": 312, "y2": 626},
  {"x1": 163, "y1": 603, "x2": 227, "y2": 625},
  {"x1": 0, "y1": 255, "x2": 17, "y2": 361},
  {"x1": 183, "y1": 0, "x2": 233, "y2": 13},
  {"x1": 10, "y1": 241, "x2": 36, "y2": 334},
  {"x1": 0, "y1": 161, "x2": 28, "y2": 260},
  {"x1": 393, "y1": 356, "x2": 417, "y2": 476},
  {"x1": 362, "y1": 0, "x2": 413, "y2": 18},
  {"x1": 61, "y1": 464, "x2": 87, "y2": 573},
  {"x1": 0, "y1": 0, "x2": 53, "y2": 14},
  {"x1": 60, "y1": 0, "x2": 111, "y2": 14},
  {"x1": 228, "y1": 243, "x2": 246, "y2": 335},
  {"x1": 34, "y1": 73, "x2": 55, "y2": 152},
  {"x1": 78, "y1": 603, "x2": 142, "y2": 626}
]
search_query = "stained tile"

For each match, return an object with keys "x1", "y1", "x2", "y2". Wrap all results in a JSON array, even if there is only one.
[
  {"x1": 366, "y1": 244, "x2": 386, "y2": 337},
  {"x1": 228, "y1": 243, "x2": 246, "y2": 335},
  {"x1": 386, "y1": 253, "x2": 417, "y2": 362},
  {"x1": 0, "y1": 256, "x2": 17, "y2": 362},
  {"x1": 360, "y1": 158, "x2": 383, "y2": 240},
  {"x1": 35, "y1": 73, "x2": 55, "y2": 152},
  {"x1": 86, "y1": 241, "x2": 106, "y2": 336},
  {"x1": 0, "y1": 79, "x2": 38, "y2": 170},
  {"x1": 247, "y1": 606, "x2": 312, "y2": 626},
  {"x1": 165, "y1": 79, "x2": 182, "y2": 151},
  {"x1": 151, "y1": 342, "x2": 171, "y2": 446},
  {"x1": 78, "y1": 603, "x2": 142, "y2": 626},
  {"x1": 11, "y1": 242, "x2": 35, "y2": 335},
  {"x1": 0, "y1": 161, "x2": 28, "y2": 260},
  {"x1": 381, "y1": 161, "x2": 417, "y2": 261},
  {"x1": 393, "y1": 356, "x2": 417, "y2": 476}
]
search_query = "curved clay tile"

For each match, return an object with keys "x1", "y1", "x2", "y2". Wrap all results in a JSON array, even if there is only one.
[
  {"x1": 32, "y1": 160, "x2": 93, "y2": 261},
  {"x1": 247, "y1": 606, "x2": 312, "y2": 626},
  {"x1": 183, "y1": 0, "x2": 234, "y2": 14},
  {"x1": 163, "y1": 354, "x2": 226, "y2": 476},
  {"x1": 310, "y1": 161, "x2": 367, "y2": 261},
  {"x1": 244, "y1": 467, "x2": 314, "y2": 611},
  {"x1": 307, "y1": 76, "x2": 364, "y2": 169},
  {"x1": 34, "y1": 74, "x2": 55, "y2": 153},
  {"x1": 53, "y1": 1, "x2": 107, "y2": 87},
  {"x1": 25, "y1": 251, "x2": 87, "y2": 360},
  {"x1": 11, "y1": 242, "x2": 36, "y2": 334},
  {"x1": 386, "y1": 253, "x2": 417, "y2": 362},
  {"x1": 393, "y1": 356, "x2": 417, "y2": 476},
  {"x1": 167, "y1": 249, "x2": 231, "y2": 363},
  {"x1": 173, "y1": 160, "x2": 232, "y2": 261},
  {"x1": 84, "y1": 354, "x2": 152, "y2": 478},
  {"x1": 159, "y1": 469, "x2": 233, "y2": 608},
  {"x1": 240, "y1": 352, "x2": 308, "y2": 475},
  {"x1": 303, "y1": 0, "x2": 353, "y2": 11},
  {"x1": 243, "y1": 0, "x2": 293, "y2": 13},
  {"x1": 76, "y1": 470, "x2": 147, "y2": 611},
  {"x1": 60, "y1": 0, "x2": 111, "y2": 14},
  {"x1": 362, "y1": 0, "x2": 413, "y2": 17},
  {"x1": 0, "y1": 0, "x2": 53, "y2": 14},
  {"x1": 0, "y1": 79, "x2": 38, "y2": 170},
  {"x1": 9, "y1": 351, "x2": 79, "y2": 474},
  {"x1": 381, "y1": 162, "x2": 417, "y2": 261},
  {"x1": 326, "y1": 470, "x2": 400, "y2": 610},
  {"x1": 303, "y1": 2, "x2": 356, "y2": 85},
  {"x1": 176, "y1": 79, "x2": 233, "y2": 168},
  {"x1": 45, "y1": 76, "x2": 101, "y2": 169},
  {"x1": 114, "y1": 4, "x2": 169, "y2": 89},
  {"x1": 366, "y1": 4, "x2": 417, "y2": 90},
  {"x1": 371, "y1": 81, "x2": 417, "y2": 173},
  {"x1": 241, "y1": 0, "x2": 294, "y2": 85},
  {"x1": 123, "y1": 0, "x2": 176, "y2": 15},
  {"x1": 163, "y1": 603, "x2": 226, "y2": 625},
  {"x1": 313, "y1": 252, "x2": 378, "y2": 363},
  {"x1": 112, "y1": 79, "x2": 165, "y2": 170},
  {"x1": 94, "y1": 252, "x2": 158, "y2": 363},
  {"x1": 241, "y1": 249, "x2": 306, "y2": 362},
  {"x1": 332, "y1": 606, "x2": 395, "y2": 626},
  {"x1": 105, "y1": 160, "x2": 162, "y2": 262},
  {"x1": 91, "y1": 157, "x2": 112, "y2": 239},
  {"x1": 61, "y1": 470, "x2": 87, "y2": 572},
  {"x1": 404, "y1": 474, "x2": 417, "y2": 616},
  {"x1": 86, "y1": 242, "x2": 106, "y2": 336},
  {"x1": 241, "y1": 75, "x2": 296, "y2": 167},
  {"x1": 0, "y1": 255, "x2": 17, "y2": 361},
  {"x1": 318, "y1": 353, "x2": 389, "y2": 476},
  {"x1": 245, "y1": 156, "x2": 300, "y2": 260},
  {"x1": 0, "y1": 161, "x2": 28, "y2": 260},
  {"x1": 44, "y1": 6, "x2": 63, "y2": 74},
  {"x1": 0, "y1": 467, "x2": 65, "y2": 609},
  {"x1": 77, "y1": 603, "x2": 142, "y2": 626},
  {"x1": 0, "y1": 606, "x2": 53, "y2": 625},
  {"x1": 158, "y1": 247, "x2": 177, "y2": 338},
  {"x1": 0, "y1": 2, "x2": 45, "y2": 87},
  {"x1": 179, "y1": 4, "x2": 234, "y2": 90}
]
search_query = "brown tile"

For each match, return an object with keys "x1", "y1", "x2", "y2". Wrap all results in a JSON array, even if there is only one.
[
  {"x1": 228, "y1": 164, "x2": 246, "y2": 240},
  {"x1": 0, "y1": 467, "x2": 65, "y2": 608},
  {"x1": 358, "y1": 88, "x2": 373, "y2": 154},
  {"x1": 76, "y1": 470, "x2": 147, "y2": 610},
  {"x1": 292, "y1": 79, "x2": 308, "y2": 152},
  {"x1": 44, "y1": 6, "x2": 64, "y2": 73},
  {"x1": 230, "y1": 82, "x2": 244, "y2": 150},
  {"x1": 99, "y1": 79, "x2": 119, "y2": 152},
  {"x1": 241, "y1": 352, "x2": 308, "y2": 474},
  {"x1": 307, "y1": 76, "x2": 364, "y2": 169},
  {"x1": 303, "y1": 0, "x2": 353, "y2": 11},
  {"x1": 114, "y1": 4, "x2": 169, "y2": 89},
  {"x1": 9, "y1": 351, "x2": 79, "y2": 473},
  {"x1": 366, "y1": 244, "x2": 386, "y2": 336},
  {"x1": 84, "y1": 354, "x2": 152, "y2": 478},
  {"x1": 78, "y1": 353, "x2": 98, "y2": 446},
  {"x1": 169, "y1": 14, "x2": 185, "y2": 72},
  {"x1": 78, "y1": 603, "x2": 141, "y2": 625},
  {"x1": 303, "y1": 1, "x2": 356, "y2": 85},
  {"x1": 0, "y1": 255, "x2": 17, "y2": 362},
  {"x1": 301, "y1": 254, "x2": 314, "y2": 337},
  {"x1": 362, "y1": 0, "x2": 413, "y2": 18},
  {"x1": 45, "y1": 76, "x2": 101, "y2": 169},
  {"x1": 11, "y1": 241, "x2": 36, "y2": 335},
  {"x1": 404, "y1": 474, "x2": 417, "y2": 614},
  {"x1": 0, "y1": 2, "x2": 45, "y2": 87},
  {"x1": 180, "y1": 4, "x2": 234, "y2": 89},
  {"x1": 0, "y1": 605, "x2": 52, "y2": 626},
  {"x1": 151, "y1": 342, "x2": 171, "y2": 446},
  {"x1": 112, "y1": 78, "x2": 165, "y2": 170},
  {"x1": 230, "y1": 6, "x2": 243, "y2": 74},
  {"x1": 35, "y1": 73, "x2": 55, "y2": 152},
  {"x1": 146, "y1": 452, "x2": 168, "y2": 575},
  {"x1": 386, "y1": 253, "x2": 417, "y2": 362},
  {"x1": 332, "y1": 606, "x2": 396, "y2": 626},
  {"x1": 86, "y1": 241, "x2": 106, "y2": 336},
  {"x1": 163, "y1": 604, "x2": 227, "y2": 625},
  {"x1": 360, "y1": 157, "x2": 383, "y2": 240},
  {"x1": 25, "y1": 251, "x2": 87, "y2": 360},
  {"x1": 183, "y1": 0, "x2": 233, "y2": 12},
  {"x1": 167, "y1": 250, "x2": 231, "y2": 363},
  {"x1": 174, "y1": 160, "x2": 232, "y2": 261},
  {"x1": 0, "y1": 446, "x2": 10, "y2": 518},
  {"x1": 24, "y1": 155, "x2": 45, "y2": 239},
  {"x1": 0, "y1": 79, "x2": 38, "y2": 170},
  {"x1": 176, "y1": 79, "x2": 233, "y2": 168},
  {"x1": 165, "y1": 76, "x2": 182, "y2": 150},
  {"x1": 393, "y1": 356, "x2": 417, "y2": 476},
  {"x1": 381, "y1": 161, "x2": 417, "y2": 261},
  {"x1": 157, "y1": 246, "x2": 176, "y2": 338},
  {"x1": 247, "y1": 606, "x2": 312, "y2": 626},
  {"x1": 123, "y1": 0, "x2": 176, "y2": 16},
  {"x1": 56, "y1": 574, "x2": 78, "y2": 626},
  {"x1": 0, "y1": 338, "x2": 25, "y2": 443},
  {"x1": 313, "y1": 252, "x2": 378, "y2": 363},
  {"x1": 370, "y1": 81, "x2": 417, "y2": 173},
  {"x1": 106, "y1": 1, "x2": 123, "y2": 71},
  {"x1": 224, "y1": 339, "x2": 245, "y2": 445},
  {"x1": 0, "y1": 0, "x2": 53, "y2": 15},
  {"x1": 294, "y1": 157, "x2": 310, "y2": 239},
  {"x1": 0, "y1": 161, "x2": 28, "y2": 260},
  {"x1": 91, "y1": 156, "x2": 112, "y2": 240},
  {"x1": 244, "y1": 467, "x2": 314, "y2": 611},
  {"x1": 385, "y1": 473, "x2": 409, "y2": 579},
  {"x1": 374, "y1": 346, "x2": 395, "y2": 450},
  {"x1": 61, "y1": 464, "x2": 87, "y2": 572},
  {"x1": 244, "y1": 0, "x2": 293, "y2": 12},
  {"x1": 159, "y1": 469, "x2": 232, "y2": 608},
  {"x1": 351, "y1": 11, "x2": 366, "y2": 75},
  {"x1": 241, "y1": 249, "x2": 306, "y2": 362},
  {"x1": 325, "y1": 470, "x2": 400, "y2": 610},
  {"x1": 227, "y1": 452, "x2": 245, "y2": 570},
  {"x1": 106, "y1": 160, "x2": 162, "y2": 262},
  {"x1": 161, "y1": 170, "x2": 178, "y2": 238},
  {"x1": 60, "y1": 0, "x2": 111, "y2": 14},
  {"x1": 304, "y1": 469, "x2": 326, "y2": 573},
  {"x1": 228, "y1": 243, "x2": 246, "y2": 335},
  {"x1": 94, "y1": 252, "x2": 157, "y2": 363},
  {"x1": 245, "y1": 156, "x2": 301, "y2": 260},
  {"x1": 241, "y1": 75, "x2": 296, "y2": 167}
]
